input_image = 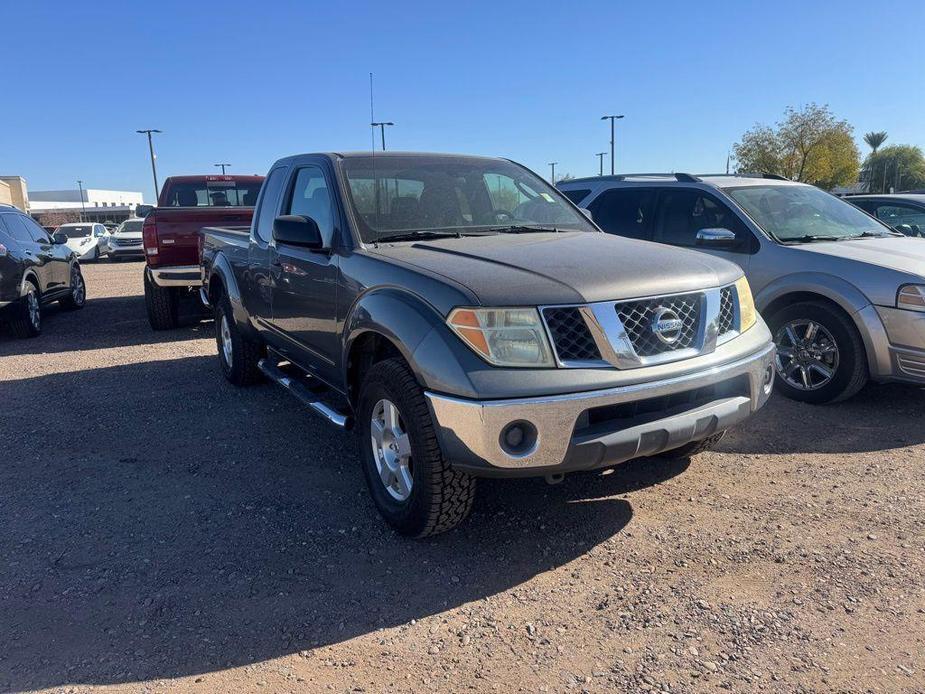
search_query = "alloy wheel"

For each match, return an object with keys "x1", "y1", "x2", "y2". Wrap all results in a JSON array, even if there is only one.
[
  {"x1": 27, "y1": 290, "x2": 40, "y2": 330},
  {"x1": 775, "y1": 319, "x2": 839, "y2": 391},
  {"x1": 370, "y1": 398, "x2": 413, "y2": 501},
  {"x1": 220, "y1": 313, "x2": 233, "y2": 367},
  {"x1": 72, "y1": 269, "x2": 85, "y2": 305}
]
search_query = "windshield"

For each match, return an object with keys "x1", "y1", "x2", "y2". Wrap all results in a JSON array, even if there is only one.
[
  {"x1": 118, "y1": 220, "x2": 143, "y2": 233},
  {"x1": 58, "y1": 225, "x2": 92, "y2": 238},
  {"x1": 340, "y1": 155, "x2": 596, "y2": 243},
  {"x1": 726, "y1": 184, "x2": 891, "y2": 242}
]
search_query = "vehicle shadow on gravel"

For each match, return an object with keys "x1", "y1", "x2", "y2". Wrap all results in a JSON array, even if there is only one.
[
  {"x1": 720, "y1": 382, "x2": 925, "y2": 455},
  {"x1": 0, "y1": 295, "x2": 210, "y2": 355},
  {"x1": 0, "y1": 355, "x2": 690, "y2": 691}
]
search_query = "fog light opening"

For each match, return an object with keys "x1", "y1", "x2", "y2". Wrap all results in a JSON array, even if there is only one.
[
  {"x1": 499, "y1": 420, "x2": 538, "y2": 457},
  {"x1": 763, "y1": 364, "x2": 775, "y2": 394}
]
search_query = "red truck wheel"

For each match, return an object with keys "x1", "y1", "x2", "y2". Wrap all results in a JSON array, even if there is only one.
[{"x1": 144, "y1": 269, "x2": 180, "y2": 330}]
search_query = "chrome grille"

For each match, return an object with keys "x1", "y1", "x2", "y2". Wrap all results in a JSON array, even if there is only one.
[
  {"x1": 615, "y1": 294, "x2": 701, "y2": 356},
  {"x1": 543, "y1": 307, "x2": 601, "y2": 361},
  {"x1": 112, "y1": 237, "x2": 141, "y2": 247},
  {"x1": 718, "y1": 286, "x2": 735, "y2": 335}
]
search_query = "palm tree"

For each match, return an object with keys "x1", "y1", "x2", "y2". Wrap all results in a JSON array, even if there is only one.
[{"x1": 864, "y1": 131, "x2": 888, "y2": 154}]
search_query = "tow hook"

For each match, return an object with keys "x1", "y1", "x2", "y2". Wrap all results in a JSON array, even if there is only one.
[{"x1": 544, "y1": 473, "x2": 565, "y2": 485}]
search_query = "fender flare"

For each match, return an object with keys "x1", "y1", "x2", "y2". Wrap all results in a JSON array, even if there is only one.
[
  {"x1": 205, "y1": 252, "x2": 254, "y2": 335},
  {"x1": 342, "y1": 288, "x2": 481, "y2": 399},
  {"x1": 754, "y1": 272, "x2": 891, "y2": 379}
]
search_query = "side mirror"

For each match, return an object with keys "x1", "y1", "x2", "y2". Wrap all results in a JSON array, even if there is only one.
[
  {"x1": 696, "y1": 227, "x2": 739, "y2": 249},
  {"x1": 273, "y1": 215, "x2": 324, "y2": 249},
  {"x1": 579, "y1": 207, "x2": 594, "y2": 223},
  {"x1": 136, "y1": 204, "x2": 154, "y2": 218},
  {"x1": 52, "y1": 232, "x2": 67, "y2": 244}
]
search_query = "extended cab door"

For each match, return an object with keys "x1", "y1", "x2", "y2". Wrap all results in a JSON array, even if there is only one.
[
  {"x1": 652, "y1": 188, "x2": 754, "y2": 274},
  {"x1": 246, "y1": 165, "x2": 289, "y2": 327},
  {"x1": 269, "y1": 164, "x2": 341, "y2": 384}
]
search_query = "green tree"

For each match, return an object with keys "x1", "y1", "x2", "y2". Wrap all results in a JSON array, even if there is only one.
[
  {"x1": 865, "y1": 145, "x2": 925, "y2": 193},
  {"x1": 733, "y1": 104, "x2": 860, "y2": 189},
  {"x1": 864, "y1": 131, "x2": 888, "y2": 154}
]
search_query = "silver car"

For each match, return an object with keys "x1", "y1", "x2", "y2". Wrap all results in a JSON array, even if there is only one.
[{"x1": 558, "y1": 173, "x2": 925, "y2": 403}]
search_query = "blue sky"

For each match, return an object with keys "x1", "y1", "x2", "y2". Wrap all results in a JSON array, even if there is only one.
[{"x1": 4, "y1": 0, "x2": 923, "y2": 202}]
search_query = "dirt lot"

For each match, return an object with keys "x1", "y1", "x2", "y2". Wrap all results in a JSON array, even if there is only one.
[{"x1": 1, "y1": 262, "x2": 923, "y2": 694}]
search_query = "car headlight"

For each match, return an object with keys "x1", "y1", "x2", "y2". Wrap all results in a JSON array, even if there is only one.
[
  {"x1": 735, "y1": 276, "x2": 757, "y2": 332},
  {"x1": 447, "y1": 307, "x2": 555, "y2": 367},
  {"x1": 897, "y1": 284, "x2": 925, "y2": 313}
]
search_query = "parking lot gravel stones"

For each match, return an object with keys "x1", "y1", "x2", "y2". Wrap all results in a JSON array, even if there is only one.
[{"x1": 1, "y1": 261, "x2": 923, "y2": 693}]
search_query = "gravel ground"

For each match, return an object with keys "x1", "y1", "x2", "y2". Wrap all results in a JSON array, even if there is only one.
[{"x1": 1, "y1": 262, "x2": 924, "y2": 694}]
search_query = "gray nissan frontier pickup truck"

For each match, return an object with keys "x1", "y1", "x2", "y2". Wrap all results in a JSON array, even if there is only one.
[{"x1": 200, "y1": 152, "x2": 775, "y2": 536}]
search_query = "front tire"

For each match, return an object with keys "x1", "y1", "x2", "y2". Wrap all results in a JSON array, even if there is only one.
[
  {"x1": 357, "y1": 358, "x2": 476, "y2": 537},
  {"x1": 214, "y1": 293, "x2": 264, "y2": 386},
  {"x1": 9, "y1": 282, "x2": 42, "y2": 338},
  {"x1": 59, "y1": 265, "x2": 86, "y2": 310},
  {"x1": 144, "y1": 269, "x2": 180, "y2": 330},
  {"x1": 768, "y1": 301, "x2": 868, "y2": 404}
]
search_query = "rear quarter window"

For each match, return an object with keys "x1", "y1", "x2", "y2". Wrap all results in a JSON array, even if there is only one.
[{"x1": 560, "y1": 188, "x2": 591, "y2": 205}]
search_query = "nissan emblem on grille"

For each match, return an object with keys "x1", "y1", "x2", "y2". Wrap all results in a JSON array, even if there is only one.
[{"x1": 651, "y1": 307, "x2": 684, "y2": 345}]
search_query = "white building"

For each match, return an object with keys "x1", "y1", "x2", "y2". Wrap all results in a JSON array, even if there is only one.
[{"x1": 28, "y1": 187, "x2": 145, "y2": 223}]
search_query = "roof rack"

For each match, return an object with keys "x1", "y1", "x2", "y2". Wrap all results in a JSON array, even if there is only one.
[
  {"x1": 565, "y1": 172, "x2": 702, "y2": 184},
  {"x1": 697, "y1": 172, "x2": 790, "y2": 181}
]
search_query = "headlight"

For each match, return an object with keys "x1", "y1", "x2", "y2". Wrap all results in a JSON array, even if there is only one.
[
  {"x1": 447, "y1": 307, "x2": 555, "y2": 367},
  {"x1": 735, "y1": 276, "x2": 757, "y2": 332},
  {"x1": 897, "y1": 285, "x2": 925, "y2": 313}
]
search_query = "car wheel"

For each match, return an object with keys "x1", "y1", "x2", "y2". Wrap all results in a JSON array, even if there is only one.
[
  {"x1": 214, "y1": 293, "x2": 264, "y2": 386},
  {"x1": 59, "y1": 265, "x2": 86, "y2": 310},
  {"x1": 9, "y1": 281, "x2": 42, "y2": 338},
  {"x1": 657, "y1": 431, "x2": 726, "y2": 460},
  {"x1": 144, "y1": 269, "x2": 180, "y2": 330},
  {"x1": 357, "y1": 358, "x2": 476, "y2": 537},
  {"x1": 768, "y1": 301, "x2": 868, "y2": 404}
]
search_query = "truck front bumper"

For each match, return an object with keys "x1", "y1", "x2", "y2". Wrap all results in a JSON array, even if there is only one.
[
  {"x1": 149, "y1": 265, "x2": 202, "y2": 288},
  {"x1": 425, "y1": 342, "x2": 775, "y2": 478}
]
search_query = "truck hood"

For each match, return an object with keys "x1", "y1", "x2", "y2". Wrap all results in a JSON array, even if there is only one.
[
  {"x1": 789, "y1": 236, "x2": 925, "y2": 279},
  {"x1": 370, "y1": 231, "x2": 743, "y2": 306}
]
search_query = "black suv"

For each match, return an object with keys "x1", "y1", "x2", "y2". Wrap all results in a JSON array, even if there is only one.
[{"x1": 0, "y1": 205, "x2": 86, "y2": 337}]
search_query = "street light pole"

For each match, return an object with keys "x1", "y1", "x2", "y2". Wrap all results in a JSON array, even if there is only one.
[
  {"x1": 214, "y1": 163, "x2": 231, "y2": 175},
  {"x1": 595, "y1": 152, "x2": 607, "y2": 177},
  {"x1": 76, "y1": 179, "x2": 87, "y2": 222},
  {"x1": 600, "y1": 115, "x2": 624, "y2": 175},
  {"x1": 136, "y1": 129, "x2": 162, "y2": 201},
  {"x1": 548, "y1": 162, "x2": 558, "y2": 185},
  {"x1": 370, "y1": 121, "x2": 394, "y2": 151}
]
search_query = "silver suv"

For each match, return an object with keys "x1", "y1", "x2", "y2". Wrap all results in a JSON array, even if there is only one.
[{"x1": 558, "y1": 173, "x2": 925, "y2": 403}]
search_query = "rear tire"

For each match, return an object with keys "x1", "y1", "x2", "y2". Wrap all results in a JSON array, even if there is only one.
[
  {"x1": 214, "y1": 293, "x2": 264, "y2": 386},
  {"x1": 768, "y1": 301, "x2": 868, "y2": 404},
  {"x1": 357, "y1": 358, "x2": 476, "y2": 537},
  {"x1": 144, "y1": 269, "x2": 180, "y2": 330},
  {"x1": 657, "y1": 431, "x2": 726, "y2": 460},
  {"x1": 59, "y1": 265, "x2": 86, "y2": 310},
  {"x1": 9, "y1": 281, "x2": 42, "y2": 338}
]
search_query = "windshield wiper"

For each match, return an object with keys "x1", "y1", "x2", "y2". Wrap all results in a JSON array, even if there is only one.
[
  {"x1": 782, "y1": 234, "x2": 845, "y2": 244},
  {"x1": 852, "y1": 230, "x2": 903, "y2": 238},
  {"x1": 376, "y1": 229, "x2": 497, "y2": 243},
  {"x1": 487, "y1": 225, "x2": 560, "y2": 234}
]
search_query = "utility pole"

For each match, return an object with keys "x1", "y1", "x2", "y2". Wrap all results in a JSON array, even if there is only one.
[
  {"x1": 76, "y1": 180, "x2": 87, "y2": 222},
  {"x1": 600, "y1": 114, "x2": 624, "y2": 175},
  {"x1": 596, "y1": 152, "x2": 607, "y2": 177},
  {"x1": 214, "y1": 163, "x2": 231, "y2": 175},
  {"x1": 548, "y1": 162, "x2": 558, "y2": 185},
  {"x1": 370, "y1": 121, "x2": 394, "y2": 151},
  {"x1": 136, "y1": 129, "x2": 162, "y2": 200}
]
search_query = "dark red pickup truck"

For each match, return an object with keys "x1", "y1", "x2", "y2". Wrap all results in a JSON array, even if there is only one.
[{"x1": 141, "y1": 174, "x2": 264, "y2": 329}]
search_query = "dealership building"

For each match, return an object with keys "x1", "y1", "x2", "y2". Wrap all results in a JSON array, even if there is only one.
[{"x1": 28, "y1": 187, "x2": 145, "y2": 224}]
